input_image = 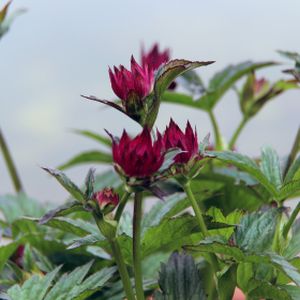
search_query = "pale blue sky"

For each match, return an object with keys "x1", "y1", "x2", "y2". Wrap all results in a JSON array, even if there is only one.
[{"x1": 1, "y1": 0, "x2": 300, "y2": 203}]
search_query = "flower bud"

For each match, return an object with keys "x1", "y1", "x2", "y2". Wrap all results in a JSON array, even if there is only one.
[{"x1": 93, "y1": 187, "x2": 119, "y2": 213}]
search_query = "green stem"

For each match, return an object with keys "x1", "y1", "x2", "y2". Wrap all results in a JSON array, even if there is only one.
[
  {"x1": 208, "y1": 110, "x2": 222, "y2": 150},
  {"x1": 133, "y1": 191, "x2": 145, "y2": 300},
  {"x1": 184, "y1": 182, "x2": 219, "y2": 273},
  {"x1": 283, "y1": 201, "x2": 300, "y2": 239},
  {"x1": 228, "y1": 117, "x2": 248, "y2": 149},
  {"x1": 0, "y1": 128, "x2": 24, "y2": 193},
  {"x1": 110, "y1": 240, "x2": 135, "y2": 300},
  {"x1": 93, "y1": 213, "x2": 135, "y2": 300},
  {"x1": 115, "y1": 191, "x2": 131, "y2": 222}
]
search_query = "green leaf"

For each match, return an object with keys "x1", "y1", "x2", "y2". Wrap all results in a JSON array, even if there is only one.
[
  {"x1": 42, "y1": 168, "x2": 85, "y2": 202},
  {"x1": 247, "y1": 281, "x2": 292, "y2": 300},
  {"x1": 58, "y1": 150, "x2": 112, "y2": 170},
  {"x1": 279, "y1": 180, "x2": 300, "y2": 200},
  {"x1": 284, "y1": 223, "x2": 300, "y2": 259},
  {"x1": 281, "y1": 285, "x2": 300, "y2": 300},
  {"x1": 39, "y1": 201, "x2": 84, "y2": 225},
  {"x1": 196, "y1": 61, "x2": 276, "y2": 111},
  {"x1": 210, "y1": 150, "x2": 279, "y2": 198},
  {"x1": 0, "y1": 193, "x2": 45, "y2": 224},
  {"x1": 162, "y1": 91, "x2": 200, "y2": 109},
  {"x1": 38, "y1": 217, "x2": 98, "y2": 237},
  {"x1": 0, "y1": 241, "x2": 23, "y2": 272},
  {"x1": 7, "y1": 266, "x2": 62, "y2": 300},
  {"x1": 236, "y1": 262, "x2": 254, "y2": 293},
  {"x1": 217, "y1": 265, "x2": 237, "y2": 300},
  {"x1": 73, "y1": 129, "x2": 112, "y2": 147},
  {"x1": 154, "y1": 252, "x2": 206, "y2": 300},
  {"x1": 284, "y1": 156, "x2": 300, "y2": 184},
  {"x1": 234, "y1": 208, "x2": 280, "y2": 253},
  {"x1": 6, "y1": 261, "x2": 116, "y2": 300},
  {"x1": 260, "y1": 146, "x2": 283, "y2": 189}
]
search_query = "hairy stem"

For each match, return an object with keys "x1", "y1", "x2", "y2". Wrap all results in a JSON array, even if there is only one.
[
  {"x1": 115, "y1": 191, "x2": 131, "y2": 221},
  {"x1": 229, "y1": 117, "x2": 248, "y2": 149},
  {"x1": 283, "y1": 201, "x2": 300, "y2": 239},
  {"x1": 133, "y1": 191, "x2": 145, "y2": 300},
  {"x1": 0, "y1": 128, "x2": 24, "y2": 193},
  {"x1": 208, "y1": 110, "x2": 222, "y2": 150}
]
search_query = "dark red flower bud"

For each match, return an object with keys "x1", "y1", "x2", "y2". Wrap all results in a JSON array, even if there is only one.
[
  {"x1": 163, "y1": 119, "x2": 199, "y2": 164},
  {"x1": 93, "y1": 187, "x2": 119, "y2": 210},
  {"x1": 111, "y1": 127, "x2": 165, "y2": 178},
  {"x1": 141, "y1": 43, "x2": 170, "y2": 71},
  {"x1": 11, "y1": 245, "x2": 25, "y2": 267},
  {"x1": 109, "y1": 56, "x2": 154, "y2": 103}
]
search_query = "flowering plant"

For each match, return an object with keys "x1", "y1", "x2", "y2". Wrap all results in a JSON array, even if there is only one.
[{"x1": 1, "y1": 6, "x2": 300, "y2": 299}]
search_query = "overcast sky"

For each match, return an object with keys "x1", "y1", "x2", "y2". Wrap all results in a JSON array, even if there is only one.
[{"x1": 1, "y1": 0, "x2": 300, "y2": 204}]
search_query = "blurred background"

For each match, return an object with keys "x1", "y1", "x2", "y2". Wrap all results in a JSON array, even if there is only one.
[{"x1": 1, "y1": 0, "x2": 299, "y2": 204}]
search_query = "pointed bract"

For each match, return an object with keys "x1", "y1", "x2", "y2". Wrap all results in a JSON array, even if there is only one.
[{"x1": 141, "y1": 43, "x2": 170, "y2": 71}]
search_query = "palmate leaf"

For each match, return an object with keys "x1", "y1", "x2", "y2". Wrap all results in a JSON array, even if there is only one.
[
  {"x1": 57, "y1": 150, "x2": 112, "y2": 170},
  {"x1": 154, "y1": 252, "x2": 206, "y2": 300},
  {"x1": 6, "y1": 261, "x2": 116, "y2": 300}
]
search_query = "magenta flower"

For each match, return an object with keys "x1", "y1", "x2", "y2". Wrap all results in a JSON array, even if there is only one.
[
  {"x1": 111, "y1": 127, "x2": 165, "y2": 178},
  {"x1": 163, "y1": 119, "x2": 199, "y2": 164},
  {"x1": 109, "y1": 56, "x2": 154, "y2": 103},
  {"x1": 141, "y1": 43, "x2": 170, "y2": 71},
  {"x1": 93, "y1": 187, "x2": 119, "y2": 210}
]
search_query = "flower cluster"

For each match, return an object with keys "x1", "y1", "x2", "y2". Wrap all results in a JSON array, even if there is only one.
[
  {"x1": 93, "y1": 187, "x2": 119, "y2": 210},
  {"x1": 109, "y1": 119, "x2": 200, "y2": 180}
]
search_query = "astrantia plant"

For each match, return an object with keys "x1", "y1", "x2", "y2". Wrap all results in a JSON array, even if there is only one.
[{"x1": 1, "y1": 13, "x2": 300, "y2": 299}]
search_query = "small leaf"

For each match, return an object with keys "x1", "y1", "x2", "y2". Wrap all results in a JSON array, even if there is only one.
[
  {"x1": 42, "y1": 167, "x2": 85, "y2": 202},
  {"x1": 57, "y1": 150, "x2": 112, "y2": 170},
  {"x1": 154, "y1": 252, "x2": 206, "y2": 300},
  {"x1": 284, "y1": 156, "x2": 300, "y2": 184},
  {"x1": 260, "y1": 146, "x2": 283, "y2": 190},
  {"x1": 279, "y1": 180, "x2": 300, "y2": 201},
  {"x1": 162, "y1": 91, "x2": 200, "y2": 109}
]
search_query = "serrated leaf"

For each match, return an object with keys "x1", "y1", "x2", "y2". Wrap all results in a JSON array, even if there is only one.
[
  {"x1": 234, "y1": 208, "x2": 280, "y2": 253},
  {"x1": 7, "y1": 266, "x2": 62, "y2": 300},
  {"x1": 39, "y1": 201, "x2": 84, "y2": 225},
  {"x1": 57, "y1": 150, "x2": 112, "y2": 170},
  {"x1": 285, "y1": 156, "x2": 300, "y2": 184},
  {"x1": 260, "y1": 146, "x2": 283, "y2": 189},
  {"x1": 154, "y1": 252, "x2": 206, "y2": 300},
  {"x1": 197, "y1": 61, "x2": 276, "y2": 111},
  {"x1": 279, "y1": 180, "x2": 300, "y2": 200},
  {"x1": 42, "y1": 168, "x2": 85, "y2": 202},
  {"x1": 209, "y1": 150, "x2": 279, "y2": 198}
]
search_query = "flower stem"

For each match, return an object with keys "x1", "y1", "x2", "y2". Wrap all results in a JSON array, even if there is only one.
[
  {"x1": 0, "y1": 128, "x2": 24, "y2": 193},
  {"x1": 184, "y1": 182, "x2": 219, "y2": 272},
  {"x1": 133, "y1": 191, "x2": 145, "y2": 300},
  {"x1": 283, "y1": 201, "x2": 300, "y2": 239},
  {"x1": 208, "y1": 110, "x2": 222, "y2": 150},
  {"x1": 93, "y1": 213, "x2": 135, "y2": 300},
  {"x1": 228, "y1": 117, "x2": 248, "y2": 150},
  {"x1": 115, "y1": 191, "x2": 131, "y2": 222},
  {"x1": 110, "y1": 239, "x2": 135, "y2": 300}
]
